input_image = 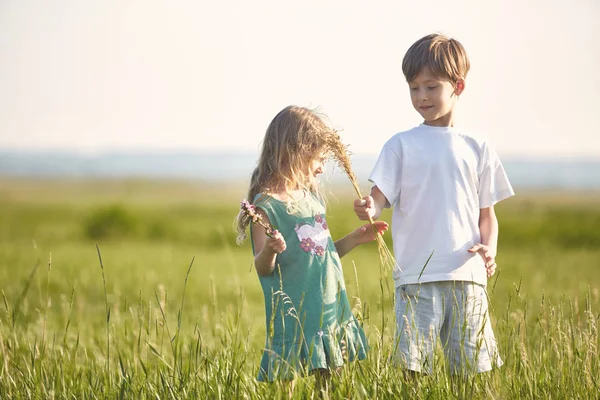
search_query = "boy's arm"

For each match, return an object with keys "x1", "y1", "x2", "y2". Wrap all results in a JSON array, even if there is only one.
[
  {"x1": 334, "y1": 221, "x2": 388, "y2": 258},
  {"x1": 468, "y1": 206, "x2": 499, "y2": 277},
  {"x1": 354, "y1": 186, "x2": 389, "y2": 221}
]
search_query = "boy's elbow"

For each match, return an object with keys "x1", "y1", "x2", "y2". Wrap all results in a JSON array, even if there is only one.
[
  {"x1": 479, "y1": 206, "x2": 496, "y2": 221},
  {"x1": 479, "y1": 208, "x2": 498, "y2": 231}
]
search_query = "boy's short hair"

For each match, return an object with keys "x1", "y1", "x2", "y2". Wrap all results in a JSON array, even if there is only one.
[{"x1": 402, "y1": 33, "x2": 470, "y2": 83}]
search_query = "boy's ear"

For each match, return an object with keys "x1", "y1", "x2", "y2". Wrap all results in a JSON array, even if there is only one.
[{"x1": 454, "y1": 79, "x2": 466, "y2": 96}]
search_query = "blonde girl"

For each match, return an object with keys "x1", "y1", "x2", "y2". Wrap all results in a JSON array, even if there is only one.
[{"x1": 237, "y1": 105, "x2": 387, "y2": 387}]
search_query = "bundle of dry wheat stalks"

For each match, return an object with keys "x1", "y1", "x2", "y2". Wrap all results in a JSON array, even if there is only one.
[{"x1": 325, "y1": 131, "x2": 398, "y2": 273}]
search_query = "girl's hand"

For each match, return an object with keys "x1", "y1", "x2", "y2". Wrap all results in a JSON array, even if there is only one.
[
  {"x1": 351, "y1": 221, "x2": 389, "y2": 246},
  {"x1": 265, "y1": 230, "x2": 287, "y2": 254},
  {"x1": 468, "y1": 243, "x2": 496, "y2": 278}
]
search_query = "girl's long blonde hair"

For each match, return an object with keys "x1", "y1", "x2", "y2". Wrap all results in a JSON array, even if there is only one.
[{"x1": 236, "y1": 105, "x2": 334, "y2": 244}]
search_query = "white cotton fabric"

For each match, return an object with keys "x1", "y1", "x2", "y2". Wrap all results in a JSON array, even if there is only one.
[{"x1": 369, "y1": 124, "x2": 514, "y2": 287}]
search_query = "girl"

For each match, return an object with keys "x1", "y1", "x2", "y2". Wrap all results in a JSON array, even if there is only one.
[{"x1": 236, "y1": 106, "x2": 388, "y2": 386}]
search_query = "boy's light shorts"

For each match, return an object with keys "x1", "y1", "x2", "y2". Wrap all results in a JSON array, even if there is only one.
[{"x1": 394, "y1": 281, "x2": 502, "y2": 374}]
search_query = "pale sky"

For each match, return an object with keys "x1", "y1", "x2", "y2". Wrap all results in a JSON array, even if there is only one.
[{"x1": 1, "y1": 0, "x2": 599, "y2": 157}]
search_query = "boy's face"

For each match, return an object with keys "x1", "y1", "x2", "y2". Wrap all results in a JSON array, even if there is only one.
[{"x1": 408, "y1": 68, "x2": 464, "y2": 127}]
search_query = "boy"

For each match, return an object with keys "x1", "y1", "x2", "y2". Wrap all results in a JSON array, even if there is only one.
[{"x1": 354, "y1": 33, "x2": 514, "y2": 374}]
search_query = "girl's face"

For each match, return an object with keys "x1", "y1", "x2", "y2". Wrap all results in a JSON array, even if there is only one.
[{"x1": 308, "y1": 153, "x2": 327, "y2": 178}]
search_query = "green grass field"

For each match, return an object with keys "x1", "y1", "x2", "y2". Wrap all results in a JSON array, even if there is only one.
[{"x1": 0, "y1": 178, "x2": 598, "y2": 399}]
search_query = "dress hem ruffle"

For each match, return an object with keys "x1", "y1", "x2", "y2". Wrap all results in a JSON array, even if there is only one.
[{"x1": 256, "y1": 318, "x2": 369, "y2": 382}]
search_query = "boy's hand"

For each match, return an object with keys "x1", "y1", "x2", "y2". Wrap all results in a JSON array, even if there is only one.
[
  {"x1": 265, "y1": 230, "x2": 286, "y2": 254},
  {"x1": 354, "y1": 196, "x2": 376, "y2": 220},
  {"x1": 351, "y1": 221, "x2": 389, "y2": 245},
  {"x1": 468, "y1": 244, "x2": 496, "y2": 278}
]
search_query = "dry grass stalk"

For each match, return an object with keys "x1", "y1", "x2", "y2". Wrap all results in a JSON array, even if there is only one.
[{"x1": 325, "y1": 131, "x2": 399, "y2": 272}]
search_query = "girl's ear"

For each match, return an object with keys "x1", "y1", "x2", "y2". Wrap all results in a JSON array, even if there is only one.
[{"x1": 454, "y1": 79, "x2": 466, "y2": 96}]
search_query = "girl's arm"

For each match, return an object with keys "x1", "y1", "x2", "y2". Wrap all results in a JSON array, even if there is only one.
[
  {"x1": 468, "y1": 206, "x2": 499, "y2": 277},
  {"x1": 334, "y1": 221, "x2": 388, "y2": 258},
  {"x1": 251, "y1": 209, "x2": 286, "y2": 276}
]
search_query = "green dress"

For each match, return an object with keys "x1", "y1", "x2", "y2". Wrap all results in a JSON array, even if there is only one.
[{"x1": 252, "y1": 192, "x2": 368, "y2": 382}]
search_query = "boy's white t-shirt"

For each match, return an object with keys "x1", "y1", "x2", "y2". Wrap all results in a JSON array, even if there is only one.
[{"x1": 369, "y1": 124, "x2": 514, "y2": 287}]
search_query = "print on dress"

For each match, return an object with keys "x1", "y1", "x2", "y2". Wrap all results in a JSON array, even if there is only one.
[{"x1": 295, "y1": 214, "x2": 330, "y2": 257}]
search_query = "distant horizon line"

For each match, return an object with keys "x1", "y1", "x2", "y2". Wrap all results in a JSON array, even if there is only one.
[{"x1": 1, "y1": 148, "x2": 600, "y2": 162}]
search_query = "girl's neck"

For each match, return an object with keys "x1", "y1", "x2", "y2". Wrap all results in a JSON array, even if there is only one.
[{"x1": 268, "y1": 189, "x2": 306, "y2": 202}]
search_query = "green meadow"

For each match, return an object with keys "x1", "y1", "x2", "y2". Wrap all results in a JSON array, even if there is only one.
[{"x1": 0, "y1": 177, "x2": 598, "y2": 399}]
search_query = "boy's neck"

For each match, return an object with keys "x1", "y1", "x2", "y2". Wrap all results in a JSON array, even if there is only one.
[
  {"x1": 423, "y1": 112, "x2": 455, "y2": 128},
  {"x1": 423, "y1": 121, "x2": 454, "y2": 128}
]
